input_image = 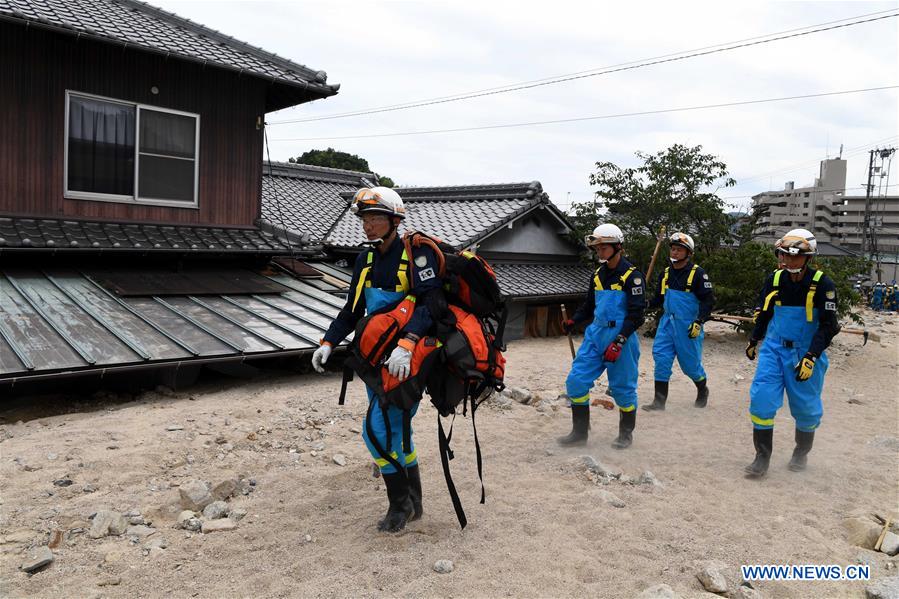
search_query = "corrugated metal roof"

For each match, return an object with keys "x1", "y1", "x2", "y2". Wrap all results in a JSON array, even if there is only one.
[
  {"x1": 0, "y1": 268, "x2": 348, "y2": 381},
  {"x1": 0, "y1": 0, "x2": 338, "y2": 105},
  {"x1": 492, "y1": 262, "x2": 594, "y2": 299},
  {"x1": 0, "y1": 217, "x2": 289, "y2": 253}
]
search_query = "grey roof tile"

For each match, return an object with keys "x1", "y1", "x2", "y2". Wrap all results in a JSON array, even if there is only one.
[
  {"x1": 260, "y1": 162, "x2": 374, "y2": 243},
  {"x1": 0, "y1": 0, "x2": 337, "y2": 103},
  {"x1": 0, "y1": 217, "x2": 289, "y2": 253},
  {"x1": 492, "y1": 262, "x2": 594, "y2": 298},
  {"x1": 326, "y1": 182, "x2": 549, "y2": 249}
]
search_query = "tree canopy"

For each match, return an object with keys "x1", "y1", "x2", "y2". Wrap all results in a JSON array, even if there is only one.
[{"x1": 289, "y1": 148, "x2": 396, "y2": 187}]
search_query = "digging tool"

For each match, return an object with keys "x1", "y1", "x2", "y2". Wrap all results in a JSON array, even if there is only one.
[
  {"x1": 710, "y1": 313, "x2": 878, "y2": 344},
  {"x1": 560, "y1": 303, "x2": 576, "y2": 359},
  {"x1": 644, "y1": 225, "x2": 667, "y2": 283},
  {"x1": 875, "y1": 516, "x2": 894, "y2": 552}
]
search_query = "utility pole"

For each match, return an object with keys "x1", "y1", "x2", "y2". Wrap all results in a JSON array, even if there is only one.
[
  {"x1": 862, "y1": 149, "x2": 874, "y2": 256},
  {"x1": 861, "y1": 147, "x2": 897, "y2": 283}
]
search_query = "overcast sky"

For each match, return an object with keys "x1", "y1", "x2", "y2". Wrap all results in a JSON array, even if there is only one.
[{"x1": 155, "y1": 0, "x2": 899, "y2": 214}]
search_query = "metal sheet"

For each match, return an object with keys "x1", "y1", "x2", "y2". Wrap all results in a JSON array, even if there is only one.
[
  {"x1": 161, "y1": 297, "x2": 277, "y2": 353},
  {"x1": 88, "y1": 269, "x2": 291, "y2": 297},
  {"x1": 224, "y1": 296, "x2": 323, "y2": 347},
  {"x1": 267, "y1": 275, "x2": 347, "y2": 311},
  {"x1": 7, "y1": 272, "x2": 139, "y2": 365},
  {"x1": 0, "y1": 275, "x2": 86, "y2": 373},
  {"x1": 123, "y1": 298, "x2": 234, "y2": 357},
  {"x1": 48, "y1": 271, "x2": 192, "y2": 361}
]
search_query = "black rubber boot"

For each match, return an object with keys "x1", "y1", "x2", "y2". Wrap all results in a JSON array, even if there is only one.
[
  {"x1": 611, "y1": 409, "x2": 635, "y2": 449},
  {"x1": 377, "y1": 472, "x2": 414, "y2": 533},
  {"x1": 407, "y1": 464, "x2": 423, "y2": 521},
  {"x1": 558, "y1": 404, "x2": 590, "y2": 446},
  {"x1": 694, "y1": 378, "x2": 709, "y2": 408},
  {"x1": 788, "y1": 429, "x2": 815, "y2": 472},
  {"x1": 744, "y1": 428, "x2": 773, "y2": 478},
  {"x1": 642, "y1": 381, "x2": 668, "y2": 411}
]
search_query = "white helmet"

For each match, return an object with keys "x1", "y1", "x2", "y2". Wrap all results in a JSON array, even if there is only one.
[
  {"x1": 350, "y1": 187, "x2": 406, "y2": 219},
  {"x1": 585, "y1": 223, "x2": 624, "y2": 247},
  {"x1": 775, "y1": 228, "x2": 817, "y2": 256},
  {"x1": 668, "y1": 232, "x2": 694, "y2": 253}
]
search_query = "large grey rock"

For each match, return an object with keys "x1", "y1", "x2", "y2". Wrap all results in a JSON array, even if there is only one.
[
  {"x1": 20, "y1": 546, "x2": 54, "y2": 572},
  {"x1": 179, "y1": 480, "x2": 213, "y2": 511},
  {"x1": 125, "y1": 525, "x2": 156, "y2": 538},
  {"x1": 229, "y1": 508, "x2": 248, "y2": 522},
  {"x1": 509, "y1": 387, "x2": 532, "y2": 404},
  {"x1": 176, "y1": 510, "x2": 199, "y2": 530},
  {"x1": 432, "y1": 559, "x2": 454, "y2": 573},
  {"x1": 202, "y1": 501, "x2": 230, "y2": 520},
  {"x1": 867, "y1": 576, "x2": 899, "y2": 599},
  {"x1": 89, "y1": 510, "x2": 129, "y2": 538},
  {"x1": 639, "y1": 471, "x2": 662, "y2": 487},
  {"x1": 880, "y1": 531, "x2": 899, "y2": 556},
  {"x1": 211, "y1": 478, "x2": 238, "y2": 501},
  {"x1": 637, "y1": 584, "x2": 681, "y2": 598},
  {"x1": 696, "y1": 562, "x2": 728, "y2": 595}
]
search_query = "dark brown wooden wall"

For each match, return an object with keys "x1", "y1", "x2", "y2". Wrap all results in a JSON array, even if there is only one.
[{"x1": 0, "y1": 22, "x2": 267, "y2": 226}]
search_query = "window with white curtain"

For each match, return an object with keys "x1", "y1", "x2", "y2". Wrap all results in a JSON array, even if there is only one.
[{"x1": 65, "y1": 91, "x2": 199, "y2": 207}]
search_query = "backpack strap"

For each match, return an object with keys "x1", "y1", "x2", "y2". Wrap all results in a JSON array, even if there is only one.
[
  {"x1": 806, "y1": 270, "x2": 824, "y2": 322},
  {"x1": 403, "y1": 231, "x2": 447, "y2": 283},
  {"x1": 685, "y1": 264, "x2": 699, "y2": 293},
  {"x1": 660, "y1": 266, "x2": 670, "y2": 296},
  {"x1": 762, "y1": 269, "x2": 783, "y2": 312},
  {"x1": 337, "y1": 366, "x2": 354, "y2": 405},
  {"x1": 610, "y1": 266, "x2": 636, "y2": 291},
  {"x1": 438, "y1": 413, "x2": 467, "y2": 529},
  {"x1": 352, "y1": 250, "x2": 375, "y2": 312},
  {"x1": 593, "y1": 266, "x2": 604, "y2": 291}
]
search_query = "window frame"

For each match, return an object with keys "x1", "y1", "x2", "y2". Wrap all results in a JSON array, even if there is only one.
[{"x1": 64, "y1": 90, "x2": 200, "y2": 209}]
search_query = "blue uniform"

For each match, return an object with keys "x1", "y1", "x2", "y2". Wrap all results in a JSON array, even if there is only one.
[
  {"x1": 566, "y1": 258, "x2": 646, "y2": 410},
  {"x1": 648, "y1": 262, "x2": 714, "y2": 383},
  {"x1": 749, "y1": 268, "x2": 839, "y2": 432},
  {"x1": 872, "y1": 286, "x2": 884, "y2": 310},
  {"x1": 323, "y1": 236, "x2": 441, "y2": 474}
]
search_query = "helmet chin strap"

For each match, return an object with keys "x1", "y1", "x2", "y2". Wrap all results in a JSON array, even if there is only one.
[
  {"x1": 361, "y1": 218, "x2": 397, "y2": 248},
  {"x1": 598, "y1": 244, "x2": 622, "y2": 264}
]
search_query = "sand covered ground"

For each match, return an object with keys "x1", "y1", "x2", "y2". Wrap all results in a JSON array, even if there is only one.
[{"x1": 1, "y1": 310, "x2": 897, "y2": 598}]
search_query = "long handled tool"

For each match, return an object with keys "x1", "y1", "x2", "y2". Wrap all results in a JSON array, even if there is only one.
[
  {"x1": 710, "y1": 313, "x2": 878, "y2": 344},
  {"x1": 644, "y1": 225, "x2": 667, "y2": 283}
]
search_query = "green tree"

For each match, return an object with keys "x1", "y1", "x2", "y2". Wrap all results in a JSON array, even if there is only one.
[
  {"x1": 289, "y1": 148, "x2": 396, "y2": 187},
  {"x1": 589, "y1": 144, "x2": 736, "y2": 251}
]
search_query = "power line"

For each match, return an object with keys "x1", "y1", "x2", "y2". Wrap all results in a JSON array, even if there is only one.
[
  {"x1": 271, "y1": 85, "x2": 899, "y2": 142},
  {"x1": 269, "y1": 10, "x2": 899, "y2": 125}
]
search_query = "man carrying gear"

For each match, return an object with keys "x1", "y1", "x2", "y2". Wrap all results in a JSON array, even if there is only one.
[
  {"x1": 644, "y1": 232, "x2": 715, "y2": 411},
  {"x1": 311, "y1": 187, "x2": 443, "y2": 532},
  {"x1": 559, "y1": 223, "x2": 646, "y2": 449},
  {"x1": 744, "y1": 229, "x2": 840, "y2": 478}
]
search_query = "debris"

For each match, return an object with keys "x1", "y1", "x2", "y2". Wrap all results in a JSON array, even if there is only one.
[
  {"x1": 332, "y1": 454, "x2": 347, "y2": 466},
  {"x1": 145, "y1": 537, "x2": 168, "y2": 550},
  {"x1": 736, "y1": 585, "x2": 764, "y2": 599},
  {"x1": 201, "y1": 519, "x2": 237, "y2": 534},
  {"x1": 202, "y1": 501, "x2": 230, "y2": 520},
  {"x1": 509, "y1": 387, "x2": 532, "y2": 404},
  {"x1": 97, "y1": 577, "x2": 122, "y2": 587},
  {"x1": 81, "y1": 483, "x2": 97, "y2": 493},
  {"x1": 229, "y1": 508, "x2": 248, "y2": 522},
  {"x1": 596, "y1": 489, "x2": 626, "y2": 508},
  {"x1": 866, "y1": 575, "x2": 899, "y2": 599},
  {"x1": 165, "y1": 424, "x2": 184, "y2": 431},
  {"x1": 696, "y1": 561, "x2": 728, "y2": 594},
  {"x1": 581, "y1": 455, "x2": 621, "y2": 478},
  {"x1": 52, "y1": 478, "x2": 73, "y2": 487},
  {"x1": 89, "y1": 510, "x2": 129, "y2": 539},
  {"x1": 638, "y1": 471, "x2": 662, "y2": 487},
  {"x1": 179, "y1": 480, "x2": 214, "y2": 511},
  {"x1": 637, "y1": 584, "x2": 681, "y2": 598},
  {"x1": 126, "y1": 525, "x2": 157, "y2": 539},
  {"x1": 433, "y1": 559, "x2": 454, "y2": 573},
  {"x1": 879, "y1": 532, "x2": 899, "y2": 556},
  {"x1": 20, "y1": 546, "x2": 54, "y2": 573},
  {"x1": 211, "y1": 478, "x2": 238, "y2": 501}
]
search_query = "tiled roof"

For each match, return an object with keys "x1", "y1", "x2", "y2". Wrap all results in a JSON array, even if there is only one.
[
  {"x1": 0, "y1": 0, "x2": 338, "y2": 108},
  {"x1": 492, "y1": 262, "x2": 593, "y2": 299},
  {"x1": 0, "y1": 217, "x2": 290, "y2": 253},
  {"x1": 326, "y1": 182, "x2": 550, "y2": 249},
  {"x1": 260, "y1": 162, "x2": 375, "y2": 243},
  {"x1": 0, "y1": 268, "x2": 348, "y2": 380}
]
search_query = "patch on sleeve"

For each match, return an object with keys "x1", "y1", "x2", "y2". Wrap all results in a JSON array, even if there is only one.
[
  {"x1": 824, "y1": 301, "x2": 836, "y2": 311},
  {"x1": 631, "y1": 286, "x2": 643, "y2": 295},
  {"x1": 418, "y1": 267, "x2": 436, "y2": 282},
  {"x1": 633, "y1": 278, "x2": 642, "y2": 285},
  {"x1": 704, "y1": 281, "x2": 712, "y2": 288},
  {"x1": 825, "y1": 290, "x2": 835, "y2": 299},
  {"x1": 414, "y1": 255, "x2": 428, "y2": 267},
  {"x1": 703, "y1": 273, "x2": 709, "y2": 279}
]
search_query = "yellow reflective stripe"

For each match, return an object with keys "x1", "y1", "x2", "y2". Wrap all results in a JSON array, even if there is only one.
[
  {"x1": 772, "y1": 269, "x2": 783, "y2": 288},
  {"x1": 761, "y1": 269, "x2": 783, "y2": 313},
  {"x1": 619, "y1": 404, "x2": 636, "y2": 412},
  {"x1": 405, "y1": 294, "x2": 417, "y2": 304},
  {"x1": 374, "y1": 451, "x2": 399, "y2": 468},
  {"x1": 404, "y1": 450, "x2": 417, "y2": 464},
  {"x1": 397, "y1": 249, "x2": 410, "y2": 292},
  {"x1": 762, "y1": 290, "x2": 778, "y2": 312},
  {"x1": 610, "y1": 267, "x2": 636, "y2": 291},
  {"x1": 685, "y1": 265, "x2": 698, "y2": 292},
  {"x1": 352, "y1": 253, "x2": 374, "y2": 312},
  {"x1": 569, "y1": 393, "x2": 591, "y2": 405},
  {"x1": 805, "y1": 271, "x2": 823, "y2": 322},
  {"x1": 661, "y1": 267, "x2": 670, "y2": 295},
  {"x1": 750, "y1": 414, "x2": 775, "y2": 427},
  {"x1": 593, "y1": 267, "x2": 603, "y2": 291}
]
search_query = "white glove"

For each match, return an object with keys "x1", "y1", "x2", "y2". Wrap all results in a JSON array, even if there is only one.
[
  {"x1": 311, "y1": 344, "x2": 332, "y2": 373},
  {"x1": 385, "y1": 345, "x2": 412, "y2": 381}
]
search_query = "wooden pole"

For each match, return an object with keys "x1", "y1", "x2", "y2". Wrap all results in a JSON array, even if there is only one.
[
  {"x1": 560, "y1": 303, "x2": 576, "y2": 359},
  {"x1": 710, "y1": 313, "x2": 877, "y2": 343},
  {"x1": 644, "y1": 225, "x2": 667, "y2": 283}
]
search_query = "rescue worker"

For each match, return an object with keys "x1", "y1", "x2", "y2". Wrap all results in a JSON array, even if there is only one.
[
  {"x1": 559, "y1": 223, "x2": 646, "y2": 449},
  {"x1": 871, "y1": 283, "x2": 884, "y2": 311},
  {"x1": 744, "y1": 229, "x2": 840, "y2": 477},
  {"x1": 885, "y1": 284, "x2": 895, "y2": 312},
  {"x1": 311, "y1": 187, "x2": 443, "y2": 532},
  {"x1": 643, "y1": 232, "x2": 715, "y2": 411}
]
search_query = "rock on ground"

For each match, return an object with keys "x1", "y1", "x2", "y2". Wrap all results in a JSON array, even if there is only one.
[
  {"x1": 581, "y1": 455, "x2": 621, "y2": 478},
  {"x1": 866, "y1": 575, "x2": 899, "y2": 599},
  {"x1": 211, "y1": 478, "x2": 238, "y2": 501},
  {"x1": 696, "y1": 561, "x2": 729, "y2": 595},
  {"x1": 433, "y1": 559, "x2": 454, "y2": 573},
  {"x1": 736, "y1": 585, "x2": 765, "y2": 599},
  {"x1": 20, "y1": 546, "x2": 54, "y2": 572},
  {"x1": 179, "y1": 480, "x2": 214, "y2": 511},
  {"x1": 201, "y1": 519, "x2": 238, "y2": 534},
  {"x1": 89, "y1": 510, "x2": 129, "y2": 539},
  {"x1": 125, "y1": 525, "x2": 156, "y2": 538},
  {"x1": 596, "y1": 489, "x2": 626, "y2": 508},
  {"x1": 879, "y1": 531, "x2": 899, "y2": 556},
  {"x1": 202, "y1": 501, "x2": 230, "y2": 520},
  {"x1": 637, "y1": 583, "x2": 682, "y2": 598}
]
